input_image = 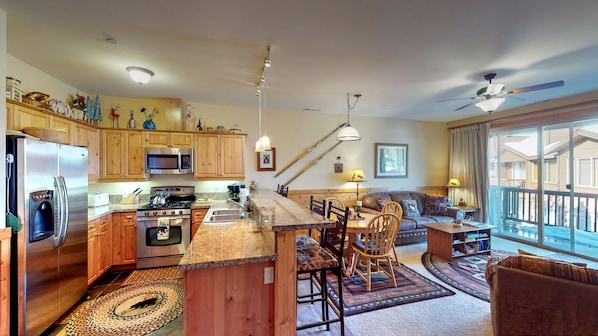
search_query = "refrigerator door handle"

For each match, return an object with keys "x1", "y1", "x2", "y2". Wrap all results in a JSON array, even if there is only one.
[{"x1": 54, "y1": 176, "x2": 69, "y2": 247}]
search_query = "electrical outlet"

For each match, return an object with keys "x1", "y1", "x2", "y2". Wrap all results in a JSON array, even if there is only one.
[{"x1": 264, "y1": 266, "x2": 274, "y2": 284}]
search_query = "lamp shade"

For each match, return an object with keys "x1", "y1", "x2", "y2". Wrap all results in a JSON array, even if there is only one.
[
  {"x1": 475, "y1": 97, "x2": 505, "y2": 113},
  {"x1": 447, "y1": 178, "x2": 461, "y2": 187},
  {"x1": 337, "y1": 124, "x2": 361, "y2": 141},
  {"x1": 349, "y1": 169, "x2": 367, "y2": 182},
  {"x1": 126, "y1": 66, "x2": 154, "y2": 84}
]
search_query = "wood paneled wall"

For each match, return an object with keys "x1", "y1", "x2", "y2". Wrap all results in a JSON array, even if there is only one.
[
  {"x1": 286, "y1": 186, "x2": 448, "y2": 209},
  {"x1": 0, "y1": 228, "x2": 11, "y2": 336}
]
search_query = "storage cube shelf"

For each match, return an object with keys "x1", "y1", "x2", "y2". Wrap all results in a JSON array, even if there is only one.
[{"x1": 451, "y1": 228, "x2": 491, "y2": 257}]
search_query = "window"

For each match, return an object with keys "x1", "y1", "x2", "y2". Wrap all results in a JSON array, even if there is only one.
[
  {"x1": 532, "y1": 159, "x2": 557, "y2": 183},
  {"x1": 576, "y1": 157, "x2": 598, "y2": 187}
]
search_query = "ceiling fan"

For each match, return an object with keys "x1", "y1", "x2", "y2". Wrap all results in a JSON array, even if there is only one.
[{"x1": 438, "y1": 73, "x2": 565, "y2": 113}]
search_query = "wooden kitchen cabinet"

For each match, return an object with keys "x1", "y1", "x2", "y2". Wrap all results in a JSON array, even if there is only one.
[
  {"x1": 100, "y1": 129, "x2": 146, "y2": 181},
  {"x1": 194, "y1": 133, "x2": 246, "y2": 179},
  {"x1": 88, "y1": 214, "x2": 112, "y2": 285},
  {"x1": 191, "y1": 208, "x2": 208, "y2": 237},
  {"x1": 144, "y1": 131, "x2": 193, "y2": 148},
  {"x1": 6, "y1": 103, "x2": 50, "y2": 130},
  {"x1": 112, "y1": 212, "x2": 137, "y2": 266},
  {"x1": 49, "y1": 115, "x2": 73, "y2": 144},
  {"x1": 73, "y1": 123, "x2": 100, "y2": 181}
]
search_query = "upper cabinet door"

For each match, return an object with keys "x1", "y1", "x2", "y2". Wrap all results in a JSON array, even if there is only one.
[
  {"x1": 194, "y1": 134, "x2": 220, "y2": 178},
  {"x1": 145, "y1": 131, "x2": 193, "y2": 148},
  {"x1": 193, "y1": 134, "x2": 245, "y2": 179},
  {"x1": 220, "y1": 134, "x2": 245, "y2": 178}
]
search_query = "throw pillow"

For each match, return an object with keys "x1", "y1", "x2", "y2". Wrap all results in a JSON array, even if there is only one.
[
  {"x1": 518, "y1": 249, "x2": 587, "y2": 267},
  {"x1": 400, "y1": 199, "x2": 421, "y2": 217},
  {"x1": 376, "y1": 197, "x2": 390, "y2": 211},
  {"x1": 425, "y1": 196, "x2": 449, "y2": 216}
]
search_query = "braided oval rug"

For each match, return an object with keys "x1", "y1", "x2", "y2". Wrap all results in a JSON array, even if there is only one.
[{"x1": 66, "y1": 278, "x2": 184, "y2": 336}]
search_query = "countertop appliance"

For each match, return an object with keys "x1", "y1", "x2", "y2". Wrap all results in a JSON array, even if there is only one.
[
  {"x1": 88, "y1": 192, "x2": 109, "y2": 207},
  {"x1": 145, "y1": 147, "x2": 193, "y2": 175},
  {"x1": 6, "y1": 135, "x2": 88, "y2": 336},
  {"x1": 136, "y1": 186, "x2": 196, "y2": 269}
]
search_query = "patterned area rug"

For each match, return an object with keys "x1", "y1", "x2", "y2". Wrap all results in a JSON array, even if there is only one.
[
  {"x1": 421, "y1": 250, "x2": 513, "y2": 302},
  {"x1": 66, "y1": 278, "x2": 184, "y2": 335},
  {"x1": 122, "y1": 266, "x2": 184, "y2": 286},
  {"x1": 324, "y1": 263, "x2": 455, "y2": 316}
]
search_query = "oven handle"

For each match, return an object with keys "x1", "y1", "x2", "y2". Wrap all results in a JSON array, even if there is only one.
[{"x1": 137, "y1": 215, "x2": 190, "y2": 222}]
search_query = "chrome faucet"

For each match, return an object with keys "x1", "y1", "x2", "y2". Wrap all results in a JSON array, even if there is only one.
[{"x1": 226, "y1": 199, "x2": 245, "y2": 210}]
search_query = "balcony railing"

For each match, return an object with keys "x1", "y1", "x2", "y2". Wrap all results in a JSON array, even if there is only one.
[{"x1": 489, "y1": 186, "x2": 598, "y2": 236}]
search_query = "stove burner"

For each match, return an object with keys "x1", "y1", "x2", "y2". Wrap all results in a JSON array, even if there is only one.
[{"x1": 139, "y1": 201, "x2": 193, "y2": 210}]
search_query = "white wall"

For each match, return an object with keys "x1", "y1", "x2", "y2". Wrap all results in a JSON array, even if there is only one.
[{"x1": 6, "y1": 54, "x2": 87, "y2": 104}]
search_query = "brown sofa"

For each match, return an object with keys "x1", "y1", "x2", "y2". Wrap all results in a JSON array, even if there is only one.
[
  {"x1": 359, "y1": 191, "x2": 464, "y2": 245},
  {"x1": 485, "y1": 255, "x2": 598, "y2": 336}
]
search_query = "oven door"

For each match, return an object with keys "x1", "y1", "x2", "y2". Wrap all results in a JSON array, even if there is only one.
[{"x1": 136, "y1": 215, "x2": 191, "y2": 268}]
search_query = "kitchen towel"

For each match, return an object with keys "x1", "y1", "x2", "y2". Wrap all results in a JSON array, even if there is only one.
[{"x1": 157, "y1": 217, "x2": 170, "y2": 240}]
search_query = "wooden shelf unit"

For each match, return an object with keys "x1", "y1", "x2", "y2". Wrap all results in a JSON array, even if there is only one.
[{"x1": 423, "y1": 222, "x2": 495, "y2": 261}]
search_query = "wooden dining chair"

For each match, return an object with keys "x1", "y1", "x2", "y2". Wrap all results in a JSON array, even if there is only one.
[
  {"x1": 277, "y1": 184, "x2": 289, "y2": 197},
  {"x1": 296, "y1": 203, "x2": 348, "y2": 335},
  {"x1": 351, "y1": 213, "x2": 400, "y2": 292},
  {"x1": 380, "y1": 201, "x2": 403, "y2": 266}
]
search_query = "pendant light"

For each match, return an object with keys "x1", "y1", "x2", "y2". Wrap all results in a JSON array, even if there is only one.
[{"x1": 337, "y1": 93, "x2": 362, "y2": 141}]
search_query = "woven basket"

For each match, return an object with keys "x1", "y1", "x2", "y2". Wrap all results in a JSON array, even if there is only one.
[{"x1": 22, "y1": 127, "x2": 68, "y2": 143}]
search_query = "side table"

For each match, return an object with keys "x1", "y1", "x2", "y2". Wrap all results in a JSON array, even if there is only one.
[{"x1": 449, "y1": 206, "x2": 479, "y2": 221}]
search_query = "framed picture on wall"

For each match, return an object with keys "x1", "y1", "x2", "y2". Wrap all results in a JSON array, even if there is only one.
[
  {"x1": 375, "y1": 143, "x2": 408, "y2": 178},
  {"x1": 257, "y1": 148, "x2": 276, "y2": 171}
]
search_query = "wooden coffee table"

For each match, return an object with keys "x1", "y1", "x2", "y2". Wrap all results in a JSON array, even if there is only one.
[{"x1": 422, "y1": 221, "x2": 496, "y2": 261}]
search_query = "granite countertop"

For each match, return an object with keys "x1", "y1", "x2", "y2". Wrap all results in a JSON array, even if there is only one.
[
  {"x1": 88, "y1": 200, "x2": 213, "y2": 221},
  {"x1": 179, "y1": 191, "x2": 333, "y2": 271},
  {"x1": 250, "y1": 189, "x2": 333, "y2": 232}
]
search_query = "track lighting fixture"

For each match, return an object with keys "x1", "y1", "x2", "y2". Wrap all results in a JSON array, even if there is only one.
[{"x1": 255, "y1": 45, "x2": 273, "y2": 152}]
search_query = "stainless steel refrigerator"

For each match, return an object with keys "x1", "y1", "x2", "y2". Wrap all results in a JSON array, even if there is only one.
[{"x1": 6, "y1": 136, "x2": 88, "y2": 336}]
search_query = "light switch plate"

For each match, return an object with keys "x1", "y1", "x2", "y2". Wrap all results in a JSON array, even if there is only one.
[{"x1": 264, "y1": 266, "x2": 274, "y2": 284}]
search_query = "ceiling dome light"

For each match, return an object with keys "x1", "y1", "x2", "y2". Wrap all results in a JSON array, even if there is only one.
[
  {"x1": 126, "y1": 66, "x2": 154, "y2": 84},
  {"x1": 475, "y1": 97, "x2": 505, "y2": 113}
]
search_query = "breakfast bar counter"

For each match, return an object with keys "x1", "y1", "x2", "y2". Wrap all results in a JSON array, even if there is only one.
[{"x1": 180, "y1": 190, "x2": 333, "y2": 336}]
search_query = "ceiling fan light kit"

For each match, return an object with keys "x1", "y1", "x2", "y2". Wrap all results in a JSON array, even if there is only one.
[
  {"x1": 438, "y1": 72, "x2": 564, "y2": 113},
  {"x1": 476, "y1": 97, "x2": 505, "y2": 113},
  {"x1": 337, "y1": 93, "x2": 362, "y2": 141}
]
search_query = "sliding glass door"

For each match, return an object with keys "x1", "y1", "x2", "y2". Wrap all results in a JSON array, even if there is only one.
[
  {"x1": 541, "y1": 121, "x2": 598, "y2": 257},
  {"x1": 489, "y1": 119, "x2": 598, "y2": 260}
]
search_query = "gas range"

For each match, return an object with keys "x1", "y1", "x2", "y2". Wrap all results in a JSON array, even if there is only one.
[
  {"x1": 137, "y1": 186, "x2": 196, "y2": 218},
  {"x1": 136, "y1": 185, "x2": 195, "y2": 269}
]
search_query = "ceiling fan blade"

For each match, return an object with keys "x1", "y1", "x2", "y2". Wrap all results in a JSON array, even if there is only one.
[
  {"x1": 454, "y1": 101, "x2": 477, "y2": 111},
  {"x1": 436, "y1": 96, "x2": 477, "y2": 102},
  {"x1": 504, "y1": 80, "x2": 564, "y2": 95}
]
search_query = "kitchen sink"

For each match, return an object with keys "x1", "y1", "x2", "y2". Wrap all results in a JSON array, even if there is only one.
[{"x1": 203, "y1": 208, "x2": 245, "y2": 224}]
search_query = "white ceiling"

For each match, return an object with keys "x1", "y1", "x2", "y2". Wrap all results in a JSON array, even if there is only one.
[{"x1": 2, "y1": 0, "x2": 598, "y2": 123}]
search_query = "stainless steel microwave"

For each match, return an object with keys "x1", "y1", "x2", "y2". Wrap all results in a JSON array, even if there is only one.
[{"x1": 145, "y1": 148, "x2": 193, "y2": 174}]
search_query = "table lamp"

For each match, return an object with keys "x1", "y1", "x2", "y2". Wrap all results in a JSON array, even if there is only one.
[
  {"x1": 447, "y1": 178, "x2": 461, "y2": 206},
  {"x1": 349, "y1": 169, "x2": 367, "y2": 207}
]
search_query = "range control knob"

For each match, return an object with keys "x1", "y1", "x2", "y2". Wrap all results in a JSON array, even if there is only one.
[
  {"x1": 152, "y1": 211, "x2": 158, "y2": 216},
  {"x1": 161, "y1": 210, "x2": 167, "y2": 215}
]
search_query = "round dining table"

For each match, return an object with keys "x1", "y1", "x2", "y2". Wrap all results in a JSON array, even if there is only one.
[{"x1": 344, "y1": 212, "x2": 376, "y2": 276}]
